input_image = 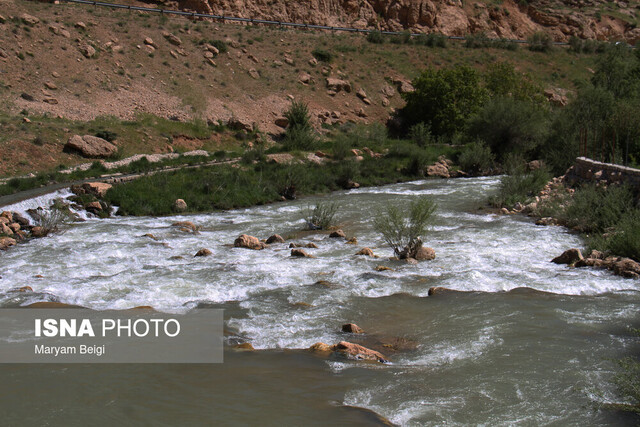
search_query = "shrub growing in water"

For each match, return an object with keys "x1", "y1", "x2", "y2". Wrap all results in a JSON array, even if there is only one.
[
  {"x1": 373, "y1": 197, "x2": 436, "y2": 258},
  {"x1": 305, "y1": 201, "x2": 339, "y2": 230}
]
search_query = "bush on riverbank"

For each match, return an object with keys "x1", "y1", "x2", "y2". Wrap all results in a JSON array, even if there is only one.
[{"x1": 491, "y1": 167, "x2": 551, "y2": 208}]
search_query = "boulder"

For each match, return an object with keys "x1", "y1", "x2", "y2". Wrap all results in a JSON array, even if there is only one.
[
  {"x1": 21, "y1": 13, "x2": 40, "y2": 26},
  {"x1": 234, "y1": 234, "x2": 266, "y2": 250},
  {"x1": 329, "y1": 229, "x2": 346, "y2": 238},
  {"x1": 86, "y1": 201, "x2": 102, "y2": 212},
  {"x1": 162, "y1": 31, "x2": 182, "y2": 46},
  {"x1": 171, "y1": 221, "x2": 197, "y2": 232},
  {"x1": 266, "y1": 234, "x2": 285, "y2": 244},
  {"x1": 552, "y1": 248, "x2": 584, "y2": 265},
  {"x1": 79, "y1": 44, "x2": 96, "y2": 59},
  {"x1": 65, "y1": 135, "x2": 117, "y2": 158},
  {"x1": 375, "y1": 265, "x2": 393, "y2": 272},
  {"x1": 342, "y1": 323, "x2": 364, "y2": 334},
  {"x1": 143, "y1": 233, "x2": 159, "y2": 241},
  {"x1": 194, "y1": 248, "x2": 212, "y2": 257},
  {"x1": 298, "y1": 72, "x2": 312, "y2": 84},
  {"x1": 0, "y1": 237, "x2": 17, "y2": 250},
  {"x1": 234, "y1": 343, "x2": 255, "y2": 350},
  {"x1": 356, "y1": 247, "x2": 375, "y2": 257},
  {"x1": 612, "y1": 258, "x2": 640, "y2": 279},
  {"x1": 289, "y1": 242, "x2": 319, "y2": 249},
  {"x1": 415, "y1": 247, "x2": 436, "y2": 261},
  {"x1": 1, "y1": 211, "x2": 13, "y2": 222},
  {"x1": 274, "y1": 117, "x2": 289, "y2": 128},
  {"x1": 1, "y1": 223, "x2": 13, "y2": 235},
  {"x1": 334, "y1": 341, "x2": 388, "y2": 363},
  {"x1": 309, "y1": 342, "x2": 333, "y2": 353},
  {"x1": 346, "y1": 237, "x2": 358, "y2": 245},
  {"x1": 427, "y1": 161, "x2": 450, "y2": 178},
  {"x1": 31, "y1": 226, "x2": 47, "y2": 238},
  {"x1": 83, "y1": 182, "x2": 112, "y2": 197},
  {"x1": 291, "y1": 248, "x2": 314, "y2": 258},
  {"x1": 326, "y1": 78, "x2": 351, "y2": 93},
  {"x1": 173, "y1": 199, "x2": 188, "y2": 212}
]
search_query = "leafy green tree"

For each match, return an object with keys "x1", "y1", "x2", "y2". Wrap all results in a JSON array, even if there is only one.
[
  {"x1": 400, "y1": 65, "x2": 488, "y2": 137},
  {"x1": 484, "y1": 62, "x2": 546, "y2": 106},
  {"x1": 466, "y1": 97, "x2": 549, "y2": 160},
  {"x1": 592, "y1": 45, "x2": 640, "y2": 99}
]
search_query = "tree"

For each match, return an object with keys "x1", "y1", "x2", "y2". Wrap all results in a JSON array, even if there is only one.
[
  {"x1": 484, "y1": 62, "x2": 546, "y2": 107},
  {"x1": 400, "y1": 65, "x2": 488, "y2": 137},
  {"x1": 373, "y1": 197, "x2": 436, "y2": 258},
  {"x1": 466, "y1": 97, "x2": 550, "y2": 160}
]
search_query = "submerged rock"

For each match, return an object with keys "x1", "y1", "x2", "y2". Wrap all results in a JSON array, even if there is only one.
[
  {"x1": 234, "y1": 234, "x2": 266, "y2": 250},
  {"x1": 334, "y1": 341, "x2": 388, "y2": 363},
  {"x1": 171, "y1": 221, "x2": 198, "y2": 233}
]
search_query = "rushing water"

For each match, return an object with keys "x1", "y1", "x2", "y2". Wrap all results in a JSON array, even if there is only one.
[{"x1": 0, "y1": 177, "x2": 638, "y2": 426}]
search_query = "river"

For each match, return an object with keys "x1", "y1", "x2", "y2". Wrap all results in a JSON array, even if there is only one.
[{"x1": 0, "y1": 177, "x2": 638, "y2": 426}]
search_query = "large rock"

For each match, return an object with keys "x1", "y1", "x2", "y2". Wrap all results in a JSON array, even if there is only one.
[
  {"x1": 329, "y1": 229, "x2": 346, "y2": 238},
  {"x1": 291, "y1": 248, "x2": 314, "y2": 258},
  {"x1": 0, "y1": 237, "x2": 17, "y2": 250},
  {"x1": 65, "y1": 135, "x2": 117, "y2": 158},
  {"x1": 194, "y1": 248, "x2": 212, "y2": 257},
  {"x1": 266, "y1": 153, "x2": 295, "y2": 164},
  {"x1": 427, "y1": 161, "x2": 450, "y2": 178},
  {"x1": 173, "y1": 199, "x2": 188, "y2": 212},
  {"x1": 552, "y1": 248, "x2": 584, "y2": 265},
  {"x1": 334, "y1": 341, "x2": 388, "y2": 363},
  {"x1": 415, "y1": 247, "x2": 436, "y2": 261},
  {"x1": 612, "y1": 258, "x2": 640, "y2": 279},
  {"x1": 79, "y1": 44, "x2": 96, "y2": 59},
  {"x1": 162, "y1": 31, "x2": 182, "y2": 46},
  {"x1": 266, "y1": 234, "x2": 285, "y2": 244},
  {"x1": 326, "y1": 78, "x2": 351, "y2": 93},
  {"x1": 356, "y1": 247, "x2": 376, "y2": 257},
  {"x1": 71, "y1": 182, "x2": 112, "y2": 198},
  {"x1": 234, "y1": 234, "x2": 266, "y2": 250},
  {"x1": 171, "y1": 221, "x2": 198, "y2": 232},
  {"x1": 342, "y1": 323, "x2": 364, "y2": 334}
]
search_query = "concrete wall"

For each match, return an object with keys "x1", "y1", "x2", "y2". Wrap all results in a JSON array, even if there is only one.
[{"x1": 565, "y1": 157, "x2": 640, "y2": 190}]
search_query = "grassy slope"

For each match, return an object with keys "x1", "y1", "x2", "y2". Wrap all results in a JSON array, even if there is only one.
[{"x1": 0, "y1": 0, "x2": 607, "y2": 178}]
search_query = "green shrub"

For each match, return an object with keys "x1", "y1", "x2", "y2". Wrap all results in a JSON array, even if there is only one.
[
  {"x1": 491, "y1": 167, "x2": 551, "y2": 207},
  {"x1": 284, "y1": 101, "x2": 311, "y2": 130},
  {"x1": 528, "y1": 32, "x2": 553, "y2": 52},
  {"x1": 458, "y1": 141, "x2": 495, "y2": 176},
  {"x1": 282, "y1": 126, "x2": 317, "y2": 151},
  {"x1": 331, "y1": 135, "x2": 353, "y2": 160},
  {"x1": 602, "y1": 209, "x2": 640, "y2": 261},
  {"x1": 366, "y1": 30, "x2": 385, "y2": 44},
  {"x1": 409, "y1": 122, "x2": 435, "y2": 147},
  {"x1": 311, "y1": 48, "x2": 333, "y2": 63},
  {"x1": 373, "y1": 197, "x2": 437, "y2": 258},
  {"x1": 562, "y1": 184, "x2": 634, "y2": 233}
]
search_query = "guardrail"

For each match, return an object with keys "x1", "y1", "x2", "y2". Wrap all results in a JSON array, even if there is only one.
[{"x1": 58, "y1": 0, "x2": 573, "y2": 46}]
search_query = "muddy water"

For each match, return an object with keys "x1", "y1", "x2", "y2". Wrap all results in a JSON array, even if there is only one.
[{"x1": 0, "y1": 177, "x2": 638, "y2": 426}]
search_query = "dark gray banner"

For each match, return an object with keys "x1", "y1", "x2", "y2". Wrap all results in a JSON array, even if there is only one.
[{"x1": 0, "y1": 309, "x2": 223, "y2": 363}]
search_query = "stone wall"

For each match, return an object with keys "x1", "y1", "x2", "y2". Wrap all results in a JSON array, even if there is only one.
[{"x1": 564, "y1": 157, "x2": 640, "y2": 191}]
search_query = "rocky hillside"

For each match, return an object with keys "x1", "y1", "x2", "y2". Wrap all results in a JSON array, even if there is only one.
[{"x1": 158, "y1": 0, "x2": 640, "y2": 44}]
